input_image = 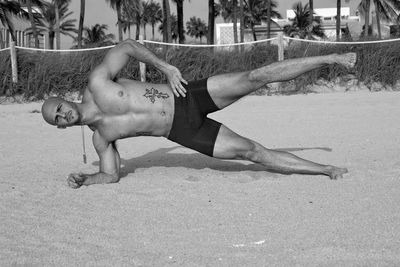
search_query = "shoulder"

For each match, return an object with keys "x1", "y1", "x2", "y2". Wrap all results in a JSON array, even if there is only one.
[
  {"x1": 88, "y1": 67, "x2": 110, "y2": 88},
  {"x1": 88, "y1": 68, "x2": 122, "y2": 95}
]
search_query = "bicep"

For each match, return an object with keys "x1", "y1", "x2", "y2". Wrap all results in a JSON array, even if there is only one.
[{"x1": 93, "y1": 132, "x2": 120, "y2": 177}]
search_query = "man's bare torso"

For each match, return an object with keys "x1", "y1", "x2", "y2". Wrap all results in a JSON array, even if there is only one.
[{"x1": 83, "y1": 78, "x2": 175, "y2": 142}]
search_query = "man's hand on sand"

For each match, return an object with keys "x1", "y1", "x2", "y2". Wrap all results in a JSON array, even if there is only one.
[
  {"x1": 165, "y1": 65, "x2": 188, "y2": 97},
  {"x1": 67, "y1": 173, "x2": 85, "y2": 189}
]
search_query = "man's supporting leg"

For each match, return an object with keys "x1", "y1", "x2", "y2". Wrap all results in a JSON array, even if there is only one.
[
  {"x1": 213, "y1": 125, "x2": 348, "y2": 179},
  {"x1": 208, "y1": 53, "x2": 357, "y2": 109}
]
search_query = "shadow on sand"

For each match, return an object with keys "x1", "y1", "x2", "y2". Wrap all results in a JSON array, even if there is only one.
[{"x1": 92, "y1": 146, "x2": 332, "y2": 179}]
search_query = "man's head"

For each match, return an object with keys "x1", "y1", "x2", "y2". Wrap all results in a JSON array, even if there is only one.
[{"x1": 41, "y1": 97, "x2": 81, "y2": 128}]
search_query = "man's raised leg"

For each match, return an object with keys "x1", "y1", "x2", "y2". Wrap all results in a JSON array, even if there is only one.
[
  {"x1": 213, "y1": 125, "x2": 348, "y2": 179},
  {"x1": 208, "y1": 53, "x2": 357, "y2": 109}
]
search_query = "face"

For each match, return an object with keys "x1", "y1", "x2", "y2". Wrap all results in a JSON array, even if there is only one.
[{"x1": 42, "y1": 97, "x2": 81, "y2": 128}]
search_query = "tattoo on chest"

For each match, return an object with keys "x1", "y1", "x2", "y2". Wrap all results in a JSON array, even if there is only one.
[
  {"x1": 135, "y1": 131, "x2": 152, "y2": 136},
  {"x1": 143, "y1": 87, "x2": 169, "y2": 103}
]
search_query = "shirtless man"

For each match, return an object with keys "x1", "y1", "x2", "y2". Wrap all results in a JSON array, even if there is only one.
[{"x1": 41, "y1": 39, "x2": 356, "y2": 188}]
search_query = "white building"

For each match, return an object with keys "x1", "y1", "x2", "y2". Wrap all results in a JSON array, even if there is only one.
[
  {"x1": 216, "y1": 7, "x2": 364, "y2": 45},
  {"x1": 0, "y1": 6, "x2": 47, "y2": 49}
]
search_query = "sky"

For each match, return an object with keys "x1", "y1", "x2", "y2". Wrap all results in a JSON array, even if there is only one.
[{"x1": 63, "y1": 0, "x2": 360, "y2": 48}]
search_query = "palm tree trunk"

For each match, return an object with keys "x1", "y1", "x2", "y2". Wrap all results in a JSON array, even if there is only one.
[
  {"x1": 207, "y1": 0, "x2": 215, "y2": 44},
  {"x1": 78, "y1": 0, "x2": 85, "y2": 48},
  {"x1": 232, "y1": 0, "x2": 238, "y2": 44},
  {"x1": 26, "y1": 0, "x2": 39, "y2": 48},
  {"x1": 128, "y1": 24, "x2": 131, "y2": 39},
  {"x1": 176, "y1": 0, "x2": 185, "y2": 43},
  {"x1": 0, "y1": 30, "x2": 3, "y2": 49},
  {"x1": 152, "y1": 23, "x2": 155, "y2": 39},
  {"x1": 309, "y1": 0, "x2": 313, "y2": 25},
  {"x1": 136, "y1": 12, "x2": 141, "y2": 40},
  {"x1": 336, "y1": 0, "x2": 341, "y2": 41},
  {"x1": 374, "y1": 0, "x2": 381, "y2": 39},
  {"x1": 239, "y1": 0, "x2": 244, "y2": 43},
  {"x1": 55, "y1": 0, "x2": 60, "y2": 49},
  {"x1": 116, "y1": 1, "x2": 123, "y2": 42},
  {"x1": 267, "y1": 0, "x2": 271, "y2": 39},
  {"x1": 49, "y1": 32, "x2": 55, "y2": 50},
  {"x1": 364, "y1": 0, "x2": 371, "y2": 37},
  {"x1": 248, "y1": 2, "x2": 257, "y2": 41},
  {"x1": 143, "y1": 24, "x2": 147, "y2": 40},
  {"x1": 136, "y1": 20, "x2": 140, "y2": 40},
  {"x1": 163, "y1": 0, "x2": 172, "y2": 43},
  {"x1": 251, "y1": 22, "x2": 257, "y2": 41}
]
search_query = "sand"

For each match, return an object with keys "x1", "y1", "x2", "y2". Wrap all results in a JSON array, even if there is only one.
[{"x1": 1, "y1": 91, "x2": 400, "y2": 266}]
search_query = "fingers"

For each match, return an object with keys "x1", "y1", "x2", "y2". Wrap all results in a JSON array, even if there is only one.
[
  {"x1": 67, "y1": 173, "x2": 83, "y2": 189},
  {"x1": 67, "y1": 176, "x2": 81, "y2": 189},
  {"x1": 170, "y1": 79, "x2": 186, "y2": 98},
  {"x1": 166, "y1": 67, "x2": 187, "y2": 97},
  {"x1": 180, "y1": 77, "x2": 188, "y2": 85}
]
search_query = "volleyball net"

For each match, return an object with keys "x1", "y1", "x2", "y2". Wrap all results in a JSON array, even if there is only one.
[{"x1": 1, "y1": 36, "x2": 400, "y2": 98}]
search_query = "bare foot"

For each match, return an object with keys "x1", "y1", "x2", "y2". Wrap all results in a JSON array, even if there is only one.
[
  {"x1": 327, "y1": 166, "x2": 348, "y2": 180},
  {"x1": 334, "y1": 52, "x2": 357, "y2": 68}
]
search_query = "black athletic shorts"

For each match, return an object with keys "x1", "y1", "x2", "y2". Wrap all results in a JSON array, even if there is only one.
[{"x1": 167, "y1": 78, "x2": 221, "y2": 157}]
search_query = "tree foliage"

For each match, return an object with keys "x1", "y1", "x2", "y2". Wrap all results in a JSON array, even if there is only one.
[
  {"x1": 283, "y1": 2, "x2": 325, "y2": 40},
  {"x1": 186, "y1": 16, "x2": 207, "y2": 43}
]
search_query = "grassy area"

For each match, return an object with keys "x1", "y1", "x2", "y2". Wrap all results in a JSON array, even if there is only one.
[{"x1": 1, "y1": 40, "x2": 400, "y2": 100}]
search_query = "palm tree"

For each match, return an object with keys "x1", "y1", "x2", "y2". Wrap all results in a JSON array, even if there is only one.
[
  {"x1": 75, "y1": 24, "x2": 114, "y2": 48},
  {"x1": 77, "y1": 0, "x2": 85, "y2": 48},
  {"x1": 336, "y1": 0, "x2": 341, "y2": 41},
  {"x1": 232, "y1": 0, "x2": 238, "y2": 43},
  {"x1": 219, "y1": 0, "x2": 238, "y2": 41},
  {"x1": 162, "y1": 0, "x2": 172, "y2": 42},
  {"x1": 359, "y1": 0, "x2": 400, "y2": 38},
  {"x1": 186, "y1": 16, "x2": 207, "y2": 43},
  {"x1": 239, "y1": 0, "x2": 244, "y2": 43},
  {"x1": 207, "y1": 0, "x2": 221, "y2": 44},
  {"x1": 134, "y1": 1, "x2": 143, "y2": 40},
  {"x1": 172, "y1": 0, "x2": 186, "y2": 43},
  {"x1": 19, "y1": 0, "x2": 44, "y2": 48},
  {"x1": 141, "y1": 0, "x2": 152, "y2": 40},
  {"x1": 283, "y1": 2, "x2": 325, "y2": 40},
  {"x1": 246, "y1": 0, "x2": 282, "y2": 41},
  {"x1": 220, "y1": 0, "x2": 281, "y2": 41},
  {"x1": 208, "y1": 0, "x2": 214, "y2": 44},
  {"x1": 309, "y1": 0, "x2": 313, "y2": 25},
  {"x1": 159, "y1": 14, "x2": 179, "y2": 42},
  {"x1": 105, "y1": 0, "x2": 125, "y2": 42},
  {"x1": 148, "y1": 0, "x2": 162, "y2": 40},
  {"x1": 31, "y1": 0, "x2": 76, "y2": 49},
  {"x1": 54, "y1": 0, "x2": 60, "y2": 48},
  {"x1": 120, "y1": 0, "x2": 139, "y2": 40},
  {"x1": 0, "y1": 0, "x2": 29, "y2": 43},
  {"x1": 54, "y1": 0, "x2": 71, "y2": 49},
  {"x1": 359, "y1": 0, "x2": 372, "y2": 37},
  {"x1": 266, "y1": 0, "x2": 271, "y2": 39}
]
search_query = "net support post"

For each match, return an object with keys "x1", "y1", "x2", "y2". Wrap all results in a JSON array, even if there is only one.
[
  {"x1": 10, "y1": 41, "x2": 18, "y2": 83},
  {"x1": 278, "y1": 32, "x2": 284, "y2": 61},
  {"x1": 138, "y1": 35, "x2": 146, "y2": 82}
]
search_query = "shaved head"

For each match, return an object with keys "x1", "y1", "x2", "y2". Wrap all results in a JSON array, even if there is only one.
[
  {"x1": 42, "y1": 97, "x2": 81, "y2": 128},
  {"x1": 42, "y1": 97, "x2": 65, "y2": 125}
]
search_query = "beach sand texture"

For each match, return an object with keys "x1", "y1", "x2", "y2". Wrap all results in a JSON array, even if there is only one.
[{"x1": 1, "y1": 92, "x2": 400, "y2": 266}]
